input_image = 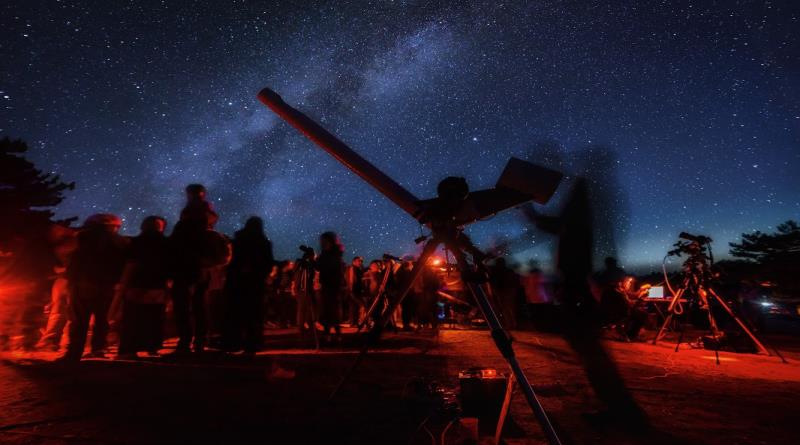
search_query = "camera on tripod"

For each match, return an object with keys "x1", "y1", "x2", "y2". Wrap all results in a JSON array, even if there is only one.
[
  {"x1": 678, "y1": 232, "x2": 712, "y2": 244},
  {"x1": 667, "y1": 232, "x2": 713, "y2": 258},
  {"x1": 298, "y1": 245, "x2": 315, "y2": 259}
]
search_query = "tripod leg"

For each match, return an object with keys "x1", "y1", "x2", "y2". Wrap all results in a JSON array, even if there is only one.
[
  {"x1": 698, "y1": 290, "x2": 721, "y2": 365},
  {"x1": 653, "y1": 287, "x2": 684, "y2": 345},
  {"x1": 653, "y1": 313, "x2": 673, "y2": 345},
  {"x1": 707, "y1": 288, "x2": 771, "y2": 356},
  {"x1": 718, "y1": 296, "x2": 788, "y2": 363},
  {"x1": 465, "y1": 280, "x2": 561, "y2": 445},
  {"x1": 356, "y1": 291, "x2": 382, "y2": 333},
  {"x1": 699, "y1": 298, "x2": 721, "y2": 364},
  {"x1": 706, "y1": 289, "x2": 787, "y2": 362},
  {"x1": 328, "y1": 239, "x2": 440, "y2": 401},
  {"x1": 674, "y1": 321, "x2": 684, "y2": 352},
  {"x1": 356, "y1": 266, "x2": 393, "y2": 333}
]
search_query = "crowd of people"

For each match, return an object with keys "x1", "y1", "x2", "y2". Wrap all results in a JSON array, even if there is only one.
[{"x1": 0, "y1": 183, "x2": 648, "y2": 362}]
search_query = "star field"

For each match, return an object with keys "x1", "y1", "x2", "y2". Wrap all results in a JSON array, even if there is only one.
[{"x1": 1, "y1": 0, "x2": 798, "y2": 269}]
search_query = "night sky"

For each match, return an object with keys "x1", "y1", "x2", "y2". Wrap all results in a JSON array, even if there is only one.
[{"x1": 2, "y1": 1, "x2": 798, "y2": 269}]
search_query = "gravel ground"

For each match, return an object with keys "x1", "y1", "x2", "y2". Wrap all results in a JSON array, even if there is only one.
[{"x1": 1, "y1": 327, "x2": 799, "y2": 444}]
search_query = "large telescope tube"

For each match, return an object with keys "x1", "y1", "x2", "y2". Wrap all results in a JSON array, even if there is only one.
[{"x1": 257, "y1": 88, "x2": 422, "y2": 219}]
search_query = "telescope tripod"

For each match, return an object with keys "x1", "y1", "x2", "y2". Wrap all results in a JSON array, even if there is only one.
[
  {"x1": 330, "y1": 230, "x2": 562, "y2": 445},
  {"x1": 257, "y1": 86, "x2": 564, "y2": 445},
  {"x1": 355, "y1": 260, "x2": 394, "y2": 333},
  {"x1": 653, "y1": 275, "x2": 771, "y2": 360}
]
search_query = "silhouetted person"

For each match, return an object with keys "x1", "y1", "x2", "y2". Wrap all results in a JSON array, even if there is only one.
[
  {"x1": 62, "y1": 214, "x2": 128, "y2": 361},
  {"x1": 263, "y1": 263, "x2": 280, "y2": 326},
  {"x1": 38, "y1": 270, "x2": 70, "y2": 351},
  {"x1": 489, "y1": 257, "x2": 521, "y2": 330},
  {"x1": 271, "y1": 261, "x2": 295, "y2": 328},
  {"x1": 619, "y1": 276, "x2": 649, "y2": 341},
  {"x1": 594, "y1": 257, "x2": 629, "y2": 325},
  {"x1": 223, "y1": 217, "x2": 274, "y2": 353},
  {"x1": 395, "y1": 260, "x2": 418, "y2": 330},
  {"x1": 293, "y1": 253, "x2": 317, "y2": 339},
  {"x1": 524, "y1": 178, "x2": 649, "y2": 432},
  {"x1": 170, "y1": 184, "x2": 219, "y2": 354},
  {"x1": 180, "y1": 183, "x2": 218, "y2": 230},
  {"x1": 117, "y1": 216, "x2": 170, "y2": 358},
  {"x1": 595, "y1": 257, "x2": 625, "y2": 286},
  {"x1": 0, "y1": 229, "x2": 60, "y2": 351},
  {"x1": 416, "y1": 259, "x2": 442, "y2": 329},
  {"x1": 345, "y1": 256, "x2": 365, "y2": 326},
  {"x1": 314, "y1": 232, "x2": 344, "y2": 343},
  {"x1": 363, "y1": 259, "x2": 400, "y2": 332},
  {"x1": 37, "y1": 228, "x2": 77, "y2": 351},
  {"x1": 362, "y1": 259, "x2": 385, "y2": 329},
  {"x1": 520, "y1": 261, "x2": 554, "y2": 329}
]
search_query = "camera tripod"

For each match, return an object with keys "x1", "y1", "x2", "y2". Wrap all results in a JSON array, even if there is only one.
[
  {"x1": 653, "y1": 260, "x2": 771, "y2": 361},
  {"x1": 258, "y1": 87, "x2": 564, "y2": 444}
]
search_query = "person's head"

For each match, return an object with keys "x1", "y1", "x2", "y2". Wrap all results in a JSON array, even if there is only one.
[
  {"x1": 352, "y1": 256, "x2": 364, "y2": 267},
  {"x1": 604, "y1": 256, "x2": 618, "y2": 269},
  {"x1": 83, "y1": 213, "x2": 122, "y2": 233},
  {"x1": 185, "y1": 184, "x2": 207, "y2": 202},
  {"x1": 141, "y1": 216, "x2": 167, "y2": 234},
  {"x1": 621, "y1": 276, "x2": 635, "y2": 292},
  {"x1": 319, "y1": 231, "x2": 343, "y2": 254},
  {"x1": 243, "y1": 216, "x2": 264, "y2": 235},
  {"x1": 403, "y1": 260, "x2": 414, "y2": 270},
  {"x1": 368, "y1": 260, "x2": 382, "y2": 272}
]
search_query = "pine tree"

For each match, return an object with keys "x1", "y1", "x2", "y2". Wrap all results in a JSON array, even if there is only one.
[
  {"x1": 729, "y1": 221, "x2": 800, "y2": 290},
  {"x1": 0, "y1": 137, "x2": 75, "y2": 249},
  {"x1": 729, "y1": 221, "x2": 800, "y2": 263}
]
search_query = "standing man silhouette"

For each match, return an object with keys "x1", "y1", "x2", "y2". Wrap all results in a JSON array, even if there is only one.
[{"x1": 170, "y1": 184, "x2": 220, "y2": 354}]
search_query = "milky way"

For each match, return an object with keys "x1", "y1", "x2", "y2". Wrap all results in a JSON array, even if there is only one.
[{"x1": 2, "y1": 1, "x2": 798, "y2": 269}]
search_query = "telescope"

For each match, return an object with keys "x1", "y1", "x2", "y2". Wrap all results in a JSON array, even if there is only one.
[
  {"x1": 258, "y1": 87, "x2": 564, "y2": 445},
  {"x1": 668, "y1": 232, "x2": 714, "y2": 257},
  {"x1": 678, "y1": 232, "x2": 712, "y2": 245},
  {"x1": 257, "y1": 88, "x2": 562, "y2": 228},
  {"x1": 656, "y1": 231, "x2": 772, "y2": 358}
]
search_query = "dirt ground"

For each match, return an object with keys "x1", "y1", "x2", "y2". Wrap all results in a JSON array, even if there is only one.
[{"x1": 1, "y1": 327, "x2": 800, "y2": 444}]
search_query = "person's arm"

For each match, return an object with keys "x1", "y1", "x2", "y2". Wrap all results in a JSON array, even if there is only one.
[
  {"x1": 204, "y1": 201, "x2": 219, "y2": 228},
  {"x1": 118, "y1": 261, "x2": 135, "y2": 290},
  {"x1": 521, "y1": 204, "x2": 561, "y2": 234}
]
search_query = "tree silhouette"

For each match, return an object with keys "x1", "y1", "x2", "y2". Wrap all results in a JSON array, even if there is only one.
[
  {"x1": 730, "y1": 221, "x2": 800, "y2": 263},
  {"x1": 0, "y1": 137, "x2": 74, "y2": 249},
  {"x1": 729, "y1": 221, "x2": 800, "y2": 289}
]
